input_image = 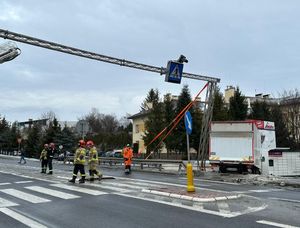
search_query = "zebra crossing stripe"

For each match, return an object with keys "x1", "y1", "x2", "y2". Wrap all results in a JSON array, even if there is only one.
[
  {"x1": 0, "y1": 197, "x2": 19, "y2": 207},
  {"x1": 0, "y1": 189, "x2": 51, "y2": 203},
  {"x1": 51, "y1": 184, "x2": 107, "y2": 196},
  {"x1": 0, "y1": 183, "x2": 10, "y2": 186},
  {"x1": 25, "y1": 186, "x2": 80, "y2": 199},
  {"x1": 0, "y1": 208, "x2": 47, "y2": 228}
]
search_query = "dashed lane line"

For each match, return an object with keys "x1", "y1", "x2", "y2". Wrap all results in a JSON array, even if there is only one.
[
  {"x1": 0, "y1": 183, "x2": 11, "y2": 186},
  {"x1": 0, "y1": 207, "x2": 47, "y2": 228}
]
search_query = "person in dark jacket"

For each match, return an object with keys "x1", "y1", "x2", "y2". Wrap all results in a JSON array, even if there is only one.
[
  {"x1": 18, "y1": 148, "x2": 26, "y2": 164},
  {"x1": 47, "y1": 142, "x2": 56, "y2": 174}
]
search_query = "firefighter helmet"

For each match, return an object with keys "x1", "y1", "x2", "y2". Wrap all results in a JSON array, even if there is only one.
[
  {"x1": 78, "y1": 140, "x2": 85, "y2": 147},
  {"x1": 86, "y1": 140, "x2": 94, "y2": 147}
]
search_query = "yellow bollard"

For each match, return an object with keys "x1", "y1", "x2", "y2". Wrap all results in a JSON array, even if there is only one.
[{"x1": 186, "y1": 162, "x2": 195, "y2": 192}]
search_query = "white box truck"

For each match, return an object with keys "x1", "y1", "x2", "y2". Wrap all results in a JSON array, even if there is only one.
[{"x1": 209, "y1": 120, "x2": 276, "y2": 174}]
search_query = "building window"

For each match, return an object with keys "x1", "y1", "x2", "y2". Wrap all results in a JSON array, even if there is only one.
[
  {"x1": 135, "y1": 124, "x2": 139, "y2": 133},
  {"x1": 269, "y1": 159, "x2": 274, "y2": 167}
]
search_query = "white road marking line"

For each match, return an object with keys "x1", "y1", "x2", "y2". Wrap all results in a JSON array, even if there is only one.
[
  {"x1": 0, "y1": 207, "x2": 47, "y2": 228},
  {"x1": 86, "y1": 183, "x2": 131, "y2": 193},
  {"x1": 269, "y1": 197, "x2": 300, "y2": 204},
  {"x1": 125, "y1": 181, "x2": 161, "y2": 188},
  {"x1": 0, "y1": 183, "x2": 11, "y2": 186},
  {"x1": 114, "y1": 176, "x2": 228, "y2": 193},
  {"x1": 249, "y1": 189, "x2": 283, "y2": 193},
  {"x1": 0, "y1": 189, "x2": 51, "y2": 203},
  {"x1": 25, "y1": 186, "x2": 80, "y2": 199},
  {"x1": 15, "y1": 181, "x2": 34, "y2": 184},
  {"x1": 0, "y1": 197, "x2": 19, "y2": 207},
  {"x1": 217, "y1": 201, "x2": 231, "y2": 214},
  {"x1": 257, "y1": 220, "x2": 299, "y2": 228},
  {"x1": 104, "y1": 182, "x2": 146, "y2": 190},
  {"x1": 114, "y1": 192, "x2": 238, "y2": 218},
  {"x1": 51, "y1": 184, "x2": 107, "y2": 196}
]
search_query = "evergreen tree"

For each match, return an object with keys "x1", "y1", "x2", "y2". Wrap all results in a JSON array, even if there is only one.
[
  {"x1": 60, "y1": 125, "x2": 77, "y2": 152},
  {"x1": 212, "y1": 86, "x2": 228, "y2": 121},
  {"x1": 25, "y1": 123, "x2": 42, "y2": 158},
  {"x1": 228, "y1": 87, "x2": 248, "y2": 120},
  {"x1": 173, "y1": 85, "x2": 193, "y2": 158},
  {"x1": 250, "y1": 100, "x2": 271, "y2": 120},
  {"x1": 163, "y1": 93, "x2": 176, "y2": 157},
  {"x1": 143, "y1": 89, "x2": 164, "y2": 156},
  {"x1": 43, "y1": 117, "x2": 62, "y2": 145},
  {"x1": 0, "y1": 116, "x2": 10, "y2": 151}
]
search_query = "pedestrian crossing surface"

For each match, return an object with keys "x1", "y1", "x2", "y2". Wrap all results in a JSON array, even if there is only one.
[{"x1": 0, "y1": 176, "x2": 268, "y2": 221}]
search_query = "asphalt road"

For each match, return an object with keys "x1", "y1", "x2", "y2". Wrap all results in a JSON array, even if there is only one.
[{"x1": 0, "y1": 155, "x2": 299, "y2": 228}]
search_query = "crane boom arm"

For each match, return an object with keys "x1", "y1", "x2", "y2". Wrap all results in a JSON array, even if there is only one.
[{"x1": 0, "y1": 29, "x2": 220, "y2": 83}]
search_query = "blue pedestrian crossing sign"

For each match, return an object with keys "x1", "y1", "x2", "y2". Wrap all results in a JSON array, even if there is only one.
[
  {"x1": 165, "y1": 61, "x2": 184, "y2": 84},
  {"x1": 184, "y1": 111, "x2": 192, "y2": 135}
]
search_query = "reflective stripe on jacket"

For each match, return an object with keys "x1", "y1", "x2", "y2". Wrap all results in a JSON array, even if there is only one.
[
  {"x1": 88, "y1": 147, "x2": 98, "y2": 163},
  {"x1": 74, "y1": 147, "x2": 86, "y2": 165}
]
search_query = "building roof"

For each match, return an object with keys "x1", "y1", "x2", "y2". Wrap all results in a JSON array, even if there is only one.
[{"x1": 127, "y1": 110, "x2": 150, "y2": 119}]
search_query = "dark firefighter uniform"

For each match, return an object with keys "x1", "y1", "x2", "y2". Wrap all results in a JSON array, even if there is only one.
[{"x1": 47, "y1": 143, "x2": 55, "y2": 174}]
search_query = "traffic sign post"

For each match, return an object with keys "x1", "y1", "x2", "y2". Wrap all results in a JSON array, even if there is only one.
[{"x1": 184, "y1": 111, "x2": 195, "y2": 192}]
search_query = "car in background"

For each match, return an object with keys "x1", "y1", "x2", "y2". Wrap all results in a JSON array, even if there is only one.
[
  {"x1": 112, "y1": 150, "x2": 123, "y2": 158},
  {"x1": 58, "y1": 151, "x2": 74, "y2": 161},
  {"x1": 98, "y1": 151, "x2": 106, "y2": 157}
]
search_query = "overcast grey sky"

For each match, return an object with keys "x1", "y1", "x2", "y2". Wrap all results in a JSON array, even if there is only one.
[{"x1": 1, "y1": 0, "x2": 299, "y2": 122}]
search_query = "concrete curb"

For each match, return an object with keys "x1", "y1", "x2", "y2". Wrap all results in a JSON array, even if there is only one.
[{"x1": 142, "y1": 189, "x2": 241, "y2": 203}]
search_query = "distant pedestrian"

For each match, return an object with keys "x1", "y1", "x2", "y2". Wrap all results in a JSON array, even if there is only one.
[
  {"x1": 69, "y1": 140, "x2": 86, "y2": 184},
  {"x1": 47, "y1": 142, "x2": 55, "y2": 174},
  {"x1": 123, "y1": 144, "x2": 133, "y2": 174},
  {"x1": 18, "y1": 148, "x2": 26, "y2": 164},
  {"x1": 40, "y1": 144, "x2": 48, "y2": 173}
]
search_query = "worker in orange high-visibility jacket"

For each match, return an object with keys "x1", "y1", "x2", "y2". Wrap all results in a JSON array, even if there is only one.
[{"x1": 123, "y1": 144, "x2": 133, "y2": 174}]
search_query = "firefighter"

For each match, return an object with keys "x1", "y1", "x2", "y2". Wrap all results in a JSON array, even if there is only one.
[
  {"x1": 47, "y1": 142, "x2": 55, "y2": 174},
  {"x1": 40, "y1": 144, "x2": 48, "y2": 173},
  {"x1": 86, "y1": 140, "x2": 102, "y2": 181},
  {"x1": 123, "y1": 144, "x2": 133, "y2": 174},
  {"x1": 69, "y1": 140, "x2": 86, "y2": 183}
]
